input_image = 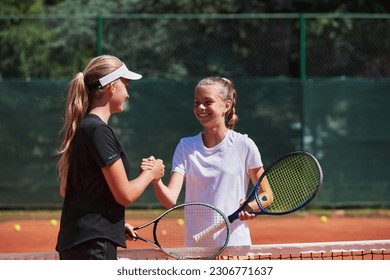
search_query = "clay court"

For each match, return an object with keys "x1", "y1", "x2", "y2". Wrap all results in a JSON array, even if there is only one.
[{"x1": 0, "y1": 209, "x2": 389, "y2": 256}]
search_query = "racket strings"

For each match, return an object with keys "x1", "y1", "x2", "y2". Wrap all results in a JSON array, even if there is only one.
[
  {"x1": 258, "y1": 153, "x2": 321, "y2": 213},
  {"x1": 155, "y1": 203, "x2": 229, "y2": 259}
]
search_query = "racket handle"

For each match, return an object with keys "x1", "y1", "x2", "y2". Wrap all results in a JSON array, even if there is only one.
[{"x1": 192, "y1": 220, "x2": 225, "y2": 243}]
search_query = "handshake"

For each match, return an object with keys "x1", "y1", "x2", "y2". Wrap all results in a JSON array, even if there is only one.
[{"x1": 139, "y1": 156, "x2": 165, "y2": 181}]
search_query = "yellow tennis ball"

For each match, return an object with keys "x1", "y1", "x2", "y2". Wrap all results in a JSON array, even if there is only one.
[
  {"x1": 320, "y1": 215, "x2": 328, "y2": 223},
  {"x1": 14, "y1": 224, "x2": 21, "y2": 232},
  {"x1": 177, "y1": 218, "x2": 184, "y2": 226},
  {"x1": 50, "y1": 219, "x2": 58, "y2": 227}
]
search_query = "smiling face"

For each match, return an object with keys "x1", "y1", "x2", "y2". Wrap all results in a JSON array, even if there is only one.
[{"x1": 193, "y1": 85, "x2": 231, "y2": 129}]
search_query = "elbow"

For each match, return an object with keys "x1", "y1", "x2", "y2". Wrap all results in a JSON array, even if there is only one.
[
  {"x1": 162, "y1": 200, "x2": 176, "y2": 209},
  {"x1": 116, "y1": 197, "x2": 135, "y2": 207},
  {"x1": 115, "y1": 193, "x2": 142, "y2": 207},
  {"x1": 157, "y1": 195, "x2": 176, "y2": 209},
  {"x1": 59, "y1": 184, "x2": 66, "y2": 198}
]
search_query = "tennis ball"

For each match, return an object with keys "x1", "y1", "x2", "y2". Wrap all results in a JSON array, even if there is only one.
[
  {"x1": 14, "y1": 224, "x2": 21, "y2": 232},
  {"x1": 177, "y1": 218, "x2": 184, "y2": 226},
  {"x1": 320, "y1": 215, "x2": 328, "y2": 223},
  {"x1": 50, "y1": 219, "x2": 58, "y2": 227}
]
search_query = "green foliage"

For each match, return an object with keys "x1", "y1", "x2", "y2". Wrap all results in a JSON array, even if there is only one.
[
  {"x1": 0, "y1": 0, "x2": 44, "y2": 15},
  {"x1": 0, "y1": 22, "x2": 52, "y2": 79},
  {"x1": 0, "y1": 0, "x2": 52, "y2": 79},
  {"x1": 1, "y1": 0, "x2": 390, "y2": 79}
]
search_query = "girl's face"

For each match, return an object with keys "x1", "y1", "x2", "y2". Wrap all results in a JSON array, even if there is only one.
[
  {"x1": 110, "y1": 78, "x2": 129, "y2": 113},
  {"x1": 193, "y1": 85, "x2": 231, "y2": 129}
]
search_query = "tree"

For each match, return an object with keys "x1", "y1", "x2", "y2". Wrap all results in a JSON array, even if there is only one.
[{"x1": 0, "y1": 0, "x2": 52, "y2": 79}]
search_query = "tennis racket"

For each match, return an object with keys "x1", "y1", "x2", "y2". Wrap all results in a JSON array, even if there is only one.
[
  {"x1": 127, "y1": 202, "x2": 230, "y2": 260},
  {"x1": 193, "y1": 151, "x2": 323, "y2": 242}
]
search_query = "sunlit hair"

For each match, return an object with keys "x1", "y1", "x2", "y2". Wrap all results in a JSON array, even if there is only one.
[
  {"x1": 195, "y1": 77, "x2": 238, "y2": 129},
  {"x1": 56, "y1": 55, "x2": 123, "y2": 186}
]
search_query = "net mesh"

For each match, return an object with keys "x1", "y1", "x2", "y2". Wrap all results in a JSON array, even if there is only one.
[
  {"x1": 1, "y1": 240, "x2": 388, "y2": 260},
  {"x1": 217, "y1": 240, "x2": 390, "y2": 260}
]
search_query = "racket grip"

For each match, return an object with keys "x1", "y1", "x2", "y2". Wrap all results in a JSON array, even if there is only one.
[{"x1": 192, "y1": 220, "x2": 225, "y2": 243}]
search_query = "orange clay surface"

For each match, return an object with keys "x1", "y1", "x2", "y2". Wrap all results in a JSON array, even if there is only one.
[{"x1": 0, "y1": 210, "x2": 389, "y2": 254}]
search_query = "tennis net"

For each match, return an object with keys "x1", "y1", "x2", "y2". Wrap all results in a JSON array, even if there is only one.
[{"x1": 0, "y1": 240, "x2": 389, "y2": 260}]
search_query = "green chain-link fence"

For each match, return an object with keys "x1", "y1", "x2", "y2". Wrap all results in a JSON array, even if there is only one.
[
  {"x1": 0, "y1": 14, "x2": 389, "y2": 208},
  {"x1": 1, "y1": 13, "x2": 390, "y2": 79}
]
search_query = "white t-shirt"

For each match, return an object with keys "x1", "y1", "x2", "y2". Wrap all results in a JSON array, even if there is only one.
[{"x1": 172, "y1": 129, "x2": 263, "y2": 246}]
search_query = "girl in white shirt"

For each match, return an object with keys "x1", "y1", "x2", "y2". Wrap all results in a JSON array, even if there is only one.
[{"x1": 143, "y1": 77, "x2": 272, "y2": 246}]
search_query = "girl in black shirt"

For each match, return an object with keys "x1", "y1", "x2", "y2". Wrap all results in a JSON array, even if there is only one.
[{"x1": 56, "y1": 55, "x2": 164, "y2": 260}]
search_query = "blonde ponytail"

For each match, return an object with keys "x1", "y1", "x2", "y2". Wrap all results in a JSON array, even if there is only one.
[
  {"x1": 56, "y1": 72, "x2": 89, "y2": 185},
  {"x1": 56, "y1": 55, "x2": 123, "y2": 186}
]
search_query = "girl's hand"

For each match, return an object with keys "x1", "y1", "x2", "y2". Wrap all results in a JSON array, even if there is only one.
[
  {"x1": 139, "y1": 156, "x2": 165, "y2": 181},
  {"x1": 238, "y1": 198, "x2": 256, "y2": 221},
  {"x1": 139, "y1": 156, "x2": 155, "y2": 173},
  {"x1": 238, "y1": 210, "x2": 256, "y2": 221},
  {"x1": 125, "y1": 223, "x2": 138, "y2": 241}
]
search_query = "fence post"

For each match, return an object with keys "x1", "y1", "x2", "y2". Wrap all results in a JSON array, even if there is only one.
[
  {"x1": 96, "y1": 15, "x2": 103, "y2": 56},
  {"x1": 299, "y1": 14, "x2": 306, "y2": 81},
  {"x1": 299, "y1": 14, "x2": 306, "y2": 151}
]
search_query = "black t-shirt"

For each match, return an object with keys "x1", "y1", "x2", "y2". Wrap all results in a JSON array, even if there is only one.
[{"x1": 56, "y1": 114, "x2": 131, "y2": 253}]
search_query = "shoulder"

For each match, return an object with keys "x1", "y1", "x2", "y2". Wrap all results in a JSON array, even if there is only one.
[
  {"x1": 80, "y1": 114, "x2": 106, "y2": 128},
  {"x1": 79, "y1": 115, "x2": 116, "y2": 141},
  {"x1": 177, "y1": 133, "x2": 202, "y2": 146},
  {"x1": 173, "y1": 133, "x2": 202, "y2": 157},
  {"x1": 228, "y1": 130, "x2": 258, "y2": 150},
  {"x1": 228, "y1": 130, "x2": 251, "y2": 143}
]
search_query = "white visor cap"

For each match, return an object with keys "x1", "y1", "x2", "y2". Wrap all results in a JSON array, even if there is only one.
[{"x1": 99, "y1": 63, "x2": 142, "y2": 87}]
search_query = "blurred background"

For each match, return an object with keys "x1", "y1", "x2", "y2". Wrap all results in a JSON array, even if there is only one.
[{"x1": 0, "y1": 0, "x2": 389, "y2": 209}]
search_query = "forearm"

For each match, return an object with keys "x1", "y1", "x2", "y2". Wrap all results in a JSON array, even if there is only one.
[
  {"x1": 249, "y1": 167, "x2": 273, "y2": 210},
  {"x1": 103, "y1": 160, "x2": 159, "y2": 206},
  {"x1": 125, "y1": 171, "x2": 155, "y2": 204},
  {"x1": 152, "y1": 179, "x2": 177, "y2": 208}
]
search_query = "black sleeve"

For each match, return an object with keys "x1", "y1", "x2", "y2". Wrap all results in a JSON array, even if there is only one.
[{"x1": 90, "y1": 125, "x2": 121, "y2": 168}]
